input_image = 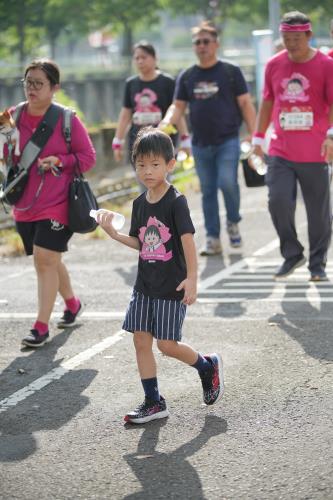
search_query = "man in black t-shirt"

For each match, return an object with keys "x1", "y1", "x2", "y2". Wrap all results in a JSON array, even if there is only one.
[{"x1": 161, "y1": 21, "x2": 256, "y2": 256}]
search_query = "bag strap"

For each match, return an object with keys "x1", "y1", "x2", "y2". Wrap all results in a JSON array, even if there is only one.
[
  {"x1": 220, "y1": 60, "x2": 242, "y2": 122},
  {"x1": 73, "y1": 153, "x2": 83, "y2": 177},
  {"x1": 12, "y1": 101, "x2": 26, "y2": 126},
  {"x1": 17, "y1": 103, "x2": 63, "y2": 173},
  {"x1": 62, "y1": 106, "x2": 74, "y2": 151},
  {"x1": 1, "y1": 103, "x2": 62, "y2": 209},
  {"x1": 221, "y1": 61, "x2": 236, "y2": 96}
]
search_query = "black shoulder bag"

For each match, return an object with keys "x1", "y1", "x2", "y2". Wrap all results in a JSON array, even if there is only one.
[
  {"x1": 0, "y1": 103, "x2": 62, "y2": 206},
  {"x1": 68, "y1": 159, "x2": 98, "y2": 234}
]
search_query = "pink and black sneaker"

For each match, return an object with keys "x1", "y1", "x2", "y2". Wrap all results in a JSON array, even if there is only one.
[
  {"x1": 57, "y1": 302, "x2": 83, "y2": 328},
  {"x1": 199, "y1": 353, "x2": 224, "y2": 405},
  {"x1": 22, "y1": 329, "x2": 49, "y2": 348},
  {"x1": 124, "y1": 396, "x2": 169, "y2": 424}
]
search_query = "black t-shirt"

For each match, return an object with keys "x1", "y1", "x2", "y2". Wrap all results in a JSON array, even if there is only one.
[
  {"x1": 174, "y1": 60, "x2": 248, "y2": 146},
  {"x1": 129, "y1": 185, "x2": 195, "y2": 300},
  {"x1": 123, "y1": 72, "x2": 176, "y2": 152}
]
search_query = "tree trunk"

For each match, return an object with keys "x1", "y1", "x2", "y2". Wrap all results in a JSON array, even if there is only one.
[
  {"x1": 122, "y1": 24, "x2": 133, "y2": 57},
  {"x1": 49, "y1": 36, "x2": 57, "y2": 60},
  {"x1": 17, "y1": 3, "x2": 26, "y2": 70},
  {"x1": 122, "y1": 24, "x2": 133, "y2": 73}
]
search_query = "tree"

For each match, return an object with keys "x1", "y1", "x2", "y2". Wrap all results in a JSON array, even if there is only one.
[
  {"x1": 0, "y1": 0, "x2": 44, "y2": 65},
  {"x1": 43, "y1": 0, "x2": 92, "y2": 59},
  {"x1": 90, "y1": 0, "x2": 162, "y2": 57},
  {"x1": 162, "y1": 0, "x2": 268, "y2": 36}
]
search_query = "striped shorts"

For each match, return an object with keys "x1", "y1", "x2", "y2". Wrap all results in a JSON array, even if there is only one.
[{"x1": 122, "y1": 290, "x2": 187, "y2": 341}]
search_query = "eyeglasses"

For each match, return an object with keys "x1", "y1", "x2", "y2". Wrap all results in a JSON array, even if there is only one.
[
  {"x1": 192, "y1": 38, "x2": 214, "y2": 46},
  {"x1": 21, "y1": 78, "x2": 47, "y2": 90}
]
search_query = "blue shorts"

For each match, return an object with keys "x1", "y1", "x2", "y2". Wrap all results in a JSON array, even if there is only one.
[{"x1": 123, "y1": 290, "x2": 187, "y2": 341}]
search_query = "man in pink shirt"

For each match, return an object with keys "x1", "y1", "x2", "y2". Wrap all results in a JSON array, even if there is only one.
[{"x1": 253, "y1": 11, "x2": 333, "y2": 281}]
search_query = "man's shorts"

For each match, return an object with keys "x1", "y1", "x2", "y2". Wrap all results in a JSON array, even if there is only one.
[
  {"x1": 16, "y1": 219, "x2": 73, "y2": 256},
  {"x1": 123, "y1": 290, "x2": 187, "y2": 341}
]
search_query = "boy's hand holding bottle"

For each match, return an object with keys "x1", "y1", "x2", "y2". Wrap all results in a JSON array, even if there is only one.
[{"x1": 89, "y1": 209, "x2": 125, "y2": 238}]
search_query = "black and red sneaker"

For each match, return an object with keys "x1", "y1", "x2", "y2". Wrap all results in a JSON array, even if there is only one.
[
  {"x1": 199, "y1": 353, "x2": 224, "y2": 405},
  {"x1": 124, "y1": 396, "x2": 169, "y2": 424},
  {"x1": 22, "y1": 329, "x2": 49, "y2": 348}
]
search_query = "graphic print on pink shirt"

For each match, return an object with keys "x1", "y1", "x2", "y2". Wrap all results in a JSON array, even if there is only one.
[
  {"x1": 278, "y1": 73, "x2": 313, "y2": 130},
  {"x1": 280, "y1": 73, "x2": 310, "y2": 102},
  {"x1": 139, "y1": 216, "x2": 173, "y2": 262}
]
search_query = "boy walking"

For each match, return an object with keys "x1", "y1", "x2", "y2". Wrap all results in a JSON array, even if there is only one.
[{"x1": 97, "y1": 127, "x2": 223, "y2": 423}]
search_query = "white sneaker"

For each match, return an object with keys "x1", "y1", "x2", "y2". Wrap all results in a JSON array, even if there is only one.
[
  {"x1": 200, "y1": 237, "x2": 222, "y2": 256},
  {"x1": 227, "y1": 221, "x2": 242, "y2": 248}
]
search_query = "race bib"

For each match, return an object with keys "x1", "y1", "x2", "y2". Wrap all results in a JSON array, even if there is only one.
[
  {"x1": 133, "y1": 111, "x2": 162, "y2": 126},
  {"x1": 279, "y1": 111, "x2": 313, "y2": 130}
]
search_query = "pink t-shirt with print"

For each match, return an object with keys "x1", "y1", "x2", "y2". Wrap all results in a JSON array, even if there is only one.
[
  {"x1": 10, "y1": 106, "x2": 96, "y2": 224},
  {"x1": 263, "y1": 49, "x2": 333, "y2": 162}
]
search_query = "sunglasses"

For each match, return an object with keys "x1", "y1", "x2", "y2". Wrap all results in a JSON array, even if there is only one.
[{"x1": 192, "y1": 38, "x2": 214, "y2": 46}]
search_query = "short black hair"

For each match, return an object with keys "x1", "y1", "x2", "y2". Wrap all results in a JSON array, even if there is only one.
[
  {"x1": 132, "y1": 127, "x2": 174, "y2": 164},
  {"x1": 24, "y1": 58, "x2": 60, "y2": 86},
  {"x1": 281, "y1": 11, "x2": 310, "y2": 26},
  {"x1": 191, "y1": 20, "x2": 219, "y2": 39},
  {"x1": 133, "y1": 41, "x2": 156, "y2": 58}
]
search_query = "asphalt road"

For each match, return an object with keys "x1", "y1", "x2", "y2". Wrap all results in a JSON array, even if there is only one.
[{"x1": 0, "y1": 178, "x2": 332, "y2": 500}]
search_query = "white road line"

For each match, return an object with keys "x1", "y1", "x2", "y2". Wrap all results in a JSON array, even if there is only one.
[
  {"x1": 197, "y1": 297, "x2": 333, "y2": 303},
  {"x1": 0, "y1": 329, "x2": 125, "y2": 414},
  {"x1": 222, "y1": 282, "x2": 333, "y2": 287},
  {"x1": 0, "y1": 267, "x2": 34, "y2": 283},
  {"x1": 199, "y1": 288, "x2": 333, "y2": 295},
  {"x1": 198, "y1": 222, "x2": 308, "y2": 291},
  {"x1": 199, "y1": 258, "x2": 250, "y2": 290},
  {"x1": 0, "y1": 311, "x2": 125, "y2": 320}
]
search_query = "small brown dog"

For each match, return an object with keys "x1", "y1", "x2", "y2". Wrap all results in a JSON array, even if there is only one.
[{"x1": 0, "y1": 109, "x2": 20, "y2": 162}]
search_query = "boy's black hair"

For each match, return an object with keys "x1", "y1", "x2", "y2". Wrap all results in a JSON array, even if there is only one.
[{"x1": 132, "y1": 126, "x2": 175, "y2": 164}]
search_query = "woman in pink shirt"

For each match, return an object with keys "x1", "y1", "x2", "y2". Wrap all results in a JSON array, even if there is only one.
[{"x1": 10, "y1": 59, "x2": 96, "y2": 347}]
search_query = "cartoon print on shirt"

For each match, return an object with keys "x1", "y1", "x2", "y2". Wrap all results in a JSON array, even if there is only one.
[
  {"x1": 50, "y1": 220, "x2": 64, "y2": 231},
  {"x1": 279, "y1": 72, "x2": 313, "y2": 130},
  {"x1": 193, "y1": 81, "x2": 219, "y2": 100},
  {"x1": 132, "y1": 88, "x2": 162, "y2": 126},
  {"x1": 139, "y1": 216, "x2": 173, "y2": 262},
  {"x1": 280, "y1": 73, "x2": 310, "y2": 102}
]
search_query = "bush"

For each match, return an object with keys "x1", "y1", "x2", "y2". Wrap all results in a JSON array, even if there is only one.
[{"x1": 54, "y1": 89, "x2": 85, "y2": 121}]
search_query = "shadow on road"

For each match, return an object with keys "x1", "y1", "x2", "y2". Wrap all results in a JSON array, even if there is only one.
[
  {"x1": 203, "y1": 256, "x2": 275, "y2": 319},
  {"x1": 270, "y1": 282, "x2": 333, "y2": 361},
  {"x1": 0, "y1": 326, "x2": 80, "y2": 400},
  {"x1": 0, "y1": 327, "x2": 97, "y2": 462},
  {"x1": 115, "y1": 264, "x2": 138, "y2": 288},
  {"x1": 123, "y1": 414, "x2": 227, "y2": 499}
]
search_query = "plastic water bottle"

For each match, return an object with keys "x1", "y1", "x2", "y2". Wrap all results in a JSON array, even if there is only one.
[
  {"x1": 240, "y1": 141, "x2": 252, "y2": 160},
  {"x1": 89, "y1": 209, "x2": 125, "y2": 230},
  {"x1": 248, "y1": 154, "x2": 267, "y2": 175},
  {"x1": 240, "y1": 141, "x2": 267, "y2": 176}
]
